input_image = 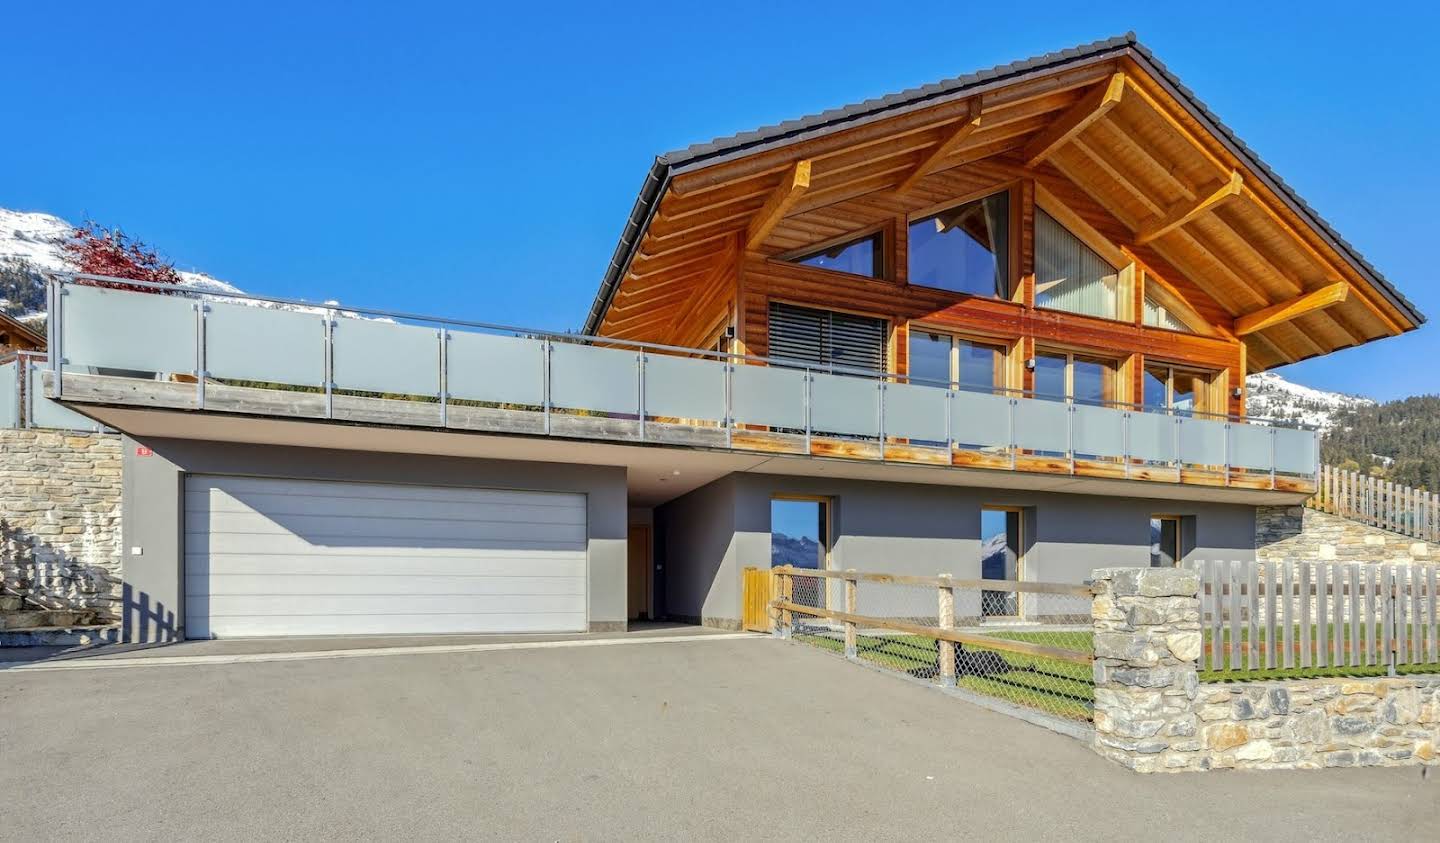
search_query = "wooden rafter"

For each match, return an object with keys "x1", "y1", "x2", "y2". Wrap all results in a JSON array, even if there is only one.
[
  {"x1": 1020, "y1": 73, "x2": 1126, "y2": 166},
  {"x1": 1134, "y1": 171, "x2": 1243, "y2": 245},
  {"x1": 895, "y1": 100, "x2": 983, "y2": 193},
  {"x1": 1235, "y1": 283, "x2": 1350, "y2": 336},
  {"x1": 744, "y1": 160, "x2": 811, "y2": 251}
]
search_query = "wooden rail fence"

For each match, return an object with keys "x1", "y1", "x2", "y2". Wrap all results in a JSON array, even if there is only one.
[
  {"x1": 767, "y1": 565, "x2": 1095, "y2": 690},
  {"x1": 1309, "y1": 465, "x2": 1439, "y2": 542},
  {"x1": 1194, "y1": 559, "x2": 1440, "y2": 674}
]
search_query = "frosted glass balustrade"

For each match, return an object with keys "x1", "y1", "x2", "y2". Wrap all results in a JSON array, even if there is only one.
[
  {"x1": 1274, "y1": 427, "x2": 1318, "y2": 475},
  {"x1": 331, "y1": 317, "x2": 441, "y2": 396},
  {"x1": 731, "y1": 365, "x2": 806, "y2": 430},
  {"x1": 549, "y1": 342, "x2": 638, "y2": 415},
  {"x1": 61, "y1": 284, "x2": 196, "y2": 375},
  {"x1": 1071, "y1": 404, "x2": 1124, "y2": 457},
  {"x1": 1128, "y1": 411, "x2": 1177, "y2": 464},
  {"x1": 1178, "y1": 417, "x2": 1228, "y2": 466},
  {"x1": 206, "y1": 300, "x2": 326, "y2": 386},
  {"x1": 1228, "y1": 424, "x2": 1274, "y2": 471},
  {"x1": 446, "y1": 332, "x2": 546, "y2": 407},
  {"x1": 29, "y1": 362, "x2": 101, "y2": 431},
  {"x1": 643, "y1": 354, "x2": 726, "y2": 423},
  {"x1": 0, "y1": 362, "x2": 16, "y2": 428},
  {"x1": 810, "y1": 372, "x2": 880, "y2": 437},
  {"x1": 952, "y1": 391, "x2": 1011, "y2": 449},
  {"x1": 1012, "y1": 397, "x2": 1069, "y2": 453},
  {"x1": 884, "y1": 381, "x2": 948, "y2": 443}
]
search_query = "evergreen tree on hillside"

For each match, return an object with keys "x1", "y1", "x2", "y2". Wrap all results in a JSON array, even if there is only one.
[{"x1": 1321, "y1": 395, "x2": 1440, "y2": 490}]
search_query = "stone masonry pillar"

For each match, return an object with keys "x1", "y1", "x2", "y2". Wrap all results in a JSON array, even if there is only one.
[{"x1": 1091, "y1": 567, "x2": 1203, "y2": 773}]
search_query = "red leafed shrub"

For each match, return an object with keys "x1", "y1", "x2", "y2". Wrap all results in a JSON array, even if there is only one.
[{"x1": 63, "y1": 221, "x2": 183, "y2": 292}]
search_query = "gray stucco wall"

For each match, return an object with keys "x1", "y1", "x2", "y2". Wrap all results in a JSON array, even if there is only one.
[
  {"x1": 658, "y1": 471, "x2": 1256, "y2": 625},
  {"x1": 120, "y1": 435, "x2": 628, "y2": 643}
]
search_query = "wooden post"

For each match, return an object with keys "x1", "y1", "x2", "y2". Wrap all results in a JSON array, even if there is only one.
[
  {"x1": 937, "y1": 574, "x2": 956, "y2": 687},
  {"x1": 844, "y1": 569, "x2": 858, "y2": 659},
  {"x1": 778, "y1": 565, "x2": 793, "y2": 638}
]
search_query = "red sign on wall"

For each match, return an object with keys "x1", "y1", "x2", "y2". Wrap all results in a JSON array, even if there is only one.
[{"x1": 135, "y1": 446, "x2": 152, "y2": 457}]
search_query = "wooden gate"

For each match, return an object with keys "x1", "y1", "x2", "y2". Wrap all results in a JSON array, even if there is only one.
[{"x1": 741, "y1": 566, "x2": 775, "y2": 632}]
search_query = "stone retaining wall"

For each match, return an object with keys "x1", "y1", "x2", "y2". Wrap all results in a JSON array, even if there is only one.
[
  {"x1": 1257, "y1": 505, "x2": 1431, "y2": 565},
  {"x1": 1092, "y1": 566, "x2": 1440, "y2": 772},
  {"x1": 0, "y1": 429, "x2": 123, "y2": 622}
]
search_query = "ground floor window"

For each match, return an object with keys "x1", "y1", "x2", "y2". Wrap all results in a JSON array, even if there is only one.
[
  {"x1": 1150, "y1": 515, "x2": 1181, "y2": 567},
  {"x1": 771, "y1": 497, "x2": 830, "y2": 608},
  {"x1": 981, "y1": 506, "x2": 1023, "y2": 617}
]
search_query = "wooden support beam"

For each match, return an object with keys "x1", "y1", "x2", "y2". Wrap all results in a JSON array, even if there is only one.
[
  {"x1": 894, "y1": 100, "x2": 983, "y2": 193},
  {"x1": 1020, "y1": 72, "x2": 1125, "y2": 166},
  {"x1": 744, "y1": 160, "x2": 811, "y2": 251},
  {"x1": 1235, "y1": 283, "x2": 1350, "y2": 336},
  {"x1": 1135, "y1": 171, "x2": 1243, "y2": 245}
]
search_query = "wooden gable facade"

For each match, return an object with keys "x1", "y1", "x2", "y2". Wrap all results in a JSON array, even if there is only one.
[{"x1": 586, "y1": 36, "x2": 1422, "y2": 422}]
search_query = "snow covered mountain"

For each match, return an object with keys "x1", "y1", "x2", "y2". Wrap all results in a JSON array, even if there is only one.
[{"x1": 1244, "y1": 371, "x2": 1372, "y2": 431}]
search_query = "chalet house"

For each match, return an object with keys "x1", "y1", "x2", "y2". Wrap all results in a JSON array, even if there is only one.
[
  {"x1": 0, "y1": 312, "x2": 45, "y2": 354},
  {"x1": 41, "y1": 34, "x2": 1422, "y2": 641}
]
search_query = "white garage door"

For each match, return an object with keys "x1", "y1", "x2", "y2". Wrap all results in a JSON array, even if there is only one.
[{"x1": 184, "y1": 475, "x2": 587, "y2": 638}]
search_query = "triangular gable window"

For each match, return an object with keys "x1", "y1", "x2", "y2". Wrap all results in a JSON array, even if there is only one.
[
  {"x1": 788, "y1": 233, "x2": 883, "y2": 278},
  {"x1": 1143, "y1": 294, "x2": 1194, "y2": 333}
]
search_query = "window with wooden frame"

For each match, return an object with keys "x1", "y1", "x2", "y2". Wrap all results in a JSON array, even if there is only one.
[
  {"x1": 906, "y1": 329, "x2": 1011, "y2": 393},
  {"x1": 785, "y1": 230, "x2": 885, "y2": 279},
  {"x1": 1033, "y1": 348, "x2": 1119, "y2": 407},
  {"x1": 1033, "y1": 186, "x2": 1135, "y2": 322},
  {"x1": 907, "y1": 190, "x2": 1011, "y2": 298},
  {"x1": 1141, "y1": 272, "x2": 1206, "y2": 334},
  {"x1": 1142, "y1": 362, "x2": 1226, "y2": 418}
]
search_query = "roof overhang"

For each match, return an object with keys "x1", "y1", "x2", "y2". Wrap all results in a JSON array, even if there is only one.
[{"x1": 581, "y1": 33, "x2": 1422, "y2": 364}]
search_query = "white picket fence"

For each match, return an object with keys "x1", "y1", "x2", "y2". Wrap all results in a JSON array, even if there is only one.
[
  {"x1": 1192, "y1": 559, "x2": 1440, "y2": 674},
  {"x1": 1309, "y1": 465, "x2": 1439, "y2": 542}
]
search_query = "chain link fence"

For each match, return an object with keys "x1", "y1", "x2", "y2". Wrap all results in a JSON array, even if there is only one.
[{"x1": 776, "y1": 567, "x2": 1095, "y2": 722}]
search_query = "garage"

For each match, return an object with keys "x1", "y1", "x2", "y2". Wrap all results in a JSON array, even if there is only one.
[{"x1": 183, "y1": 475, "x2": 588, "y2": 638}]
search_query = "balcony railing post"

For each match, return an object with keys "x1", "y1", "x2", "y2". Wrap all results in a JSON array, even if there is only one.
[
  {"x1": 194, "y1": 302, "x2": 208, "y2": 410},
  {"x1": 1270, "y1": 427, "x2": 1278, "y2": 490},
  {"x1": 1007, "y1": 397, "x2": 1017, "y2": 469},
  {"x1": 1172, "y1": 415, "x2": 1181, "y2": 472},
  {"x1": 724, "y1": 360, "x2": 734, "y2": 449},
  {"x1": 323, "y1": 309, "x2": 335, "y2": 419},
  {"x1": 1066, "y1": 402, "x2": 1075, "y2": 475},
  {"x1": 48, "y1": 277, "x2": 63, "y2": 400},
  {"x1": 877, "y1": 378, "x2": 886, "y2": 460},
  {"x1": 542, "y1": 339, "x2": 552, "y2": 435},
  {"x1": 803, "y1": 369, "x2": 812, "y2": 454},
  {"x1": 637, "y1": 351, "x2": 647, "y2": 441},
  {"x1": 439, "y1": 328, "x2": 449, "y2": 428},
  {"x1": 1122, "y1": 410, "x2": 1131, "y2": 479},
  {"x1": 1223, "y1": 421, "x2": 1232, "y2": 486}
]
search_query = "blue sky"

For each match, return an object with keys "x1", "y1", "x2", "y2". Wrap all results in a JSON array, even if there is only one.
[{"x1": 6, "y1": 2, "x2": 1438, "y2": 400}]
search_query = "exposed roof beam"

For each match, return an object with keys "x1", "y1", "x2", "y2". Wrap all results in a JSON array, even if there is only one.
[
  {"x1": 1021, "y1": 72, "x2": 1126, "y2": 166},
  {"x1": 895, "y1": 100, "x2": 983, "y2": 193},
  {"x1": 1235, "y1": 283, "x2": 1350, "y2": 336},
  {"x1": 744, "y1": 160, "x2": 811, "y2": 251},
  {"x1": 1134, "y1": 171, "x2": 1243, "y2": 245}
]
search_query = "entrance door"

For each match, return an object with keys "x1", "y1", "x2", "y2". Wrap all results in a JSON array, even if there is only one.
[{"x1": 627, "y1": 524, "x2": 650, "y2": 621}]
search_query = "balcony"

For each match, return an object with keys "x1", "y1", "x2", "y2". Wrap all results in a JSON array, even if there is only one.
[{"x1": 40, "y1": 273, "x2": 1319, "y2": 497}]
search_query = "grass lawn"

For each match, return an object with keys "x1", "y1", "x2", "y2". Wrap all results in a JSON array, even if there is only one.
[
  {"x1": 796, "y1": 630, "x2": 1095, "y2": 722},
  {"x1": 797, "y1": 623, "x2": 1440, "y2": 722}
]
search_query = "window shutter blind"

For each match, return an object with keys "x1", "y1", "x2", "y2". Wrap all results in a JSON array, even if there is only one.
[{"x1": 768, "y1": 302, "x2": 887, "y2": 373}]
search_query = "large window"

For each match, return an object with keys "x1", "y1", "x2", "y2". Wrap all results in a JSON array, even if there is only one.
[
  {"x1": 768, "y1": 302, "x2": 888, "y2": 373},
  {"x1": 907, "y1": 331, "x2": 1006, "y2": 392},
  {"x1": 1143, "y1": 364, "x2": 1217, "y2": 417},
  {"x1": 789, "y1": 233, "x2": 883, "y2": 278},
  {"x1": 1033, "y1": 350, "x2": 1117, "y2": 406},
  {"x1": 908, "y1": 191, "x2": 1010, "y2": 297},
  {"x1": 981, "y1": 507, "x2": 1023, "y2": 617},
  {"x1": 1035, "y1": 210, "x2": 1121, "y2": 320}
]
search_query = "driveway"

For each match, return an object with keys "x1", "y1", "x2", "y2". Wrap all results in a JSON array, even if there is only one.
[{"x1": 1, "y1": 632, "x2": 1435, "y2": 841}]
